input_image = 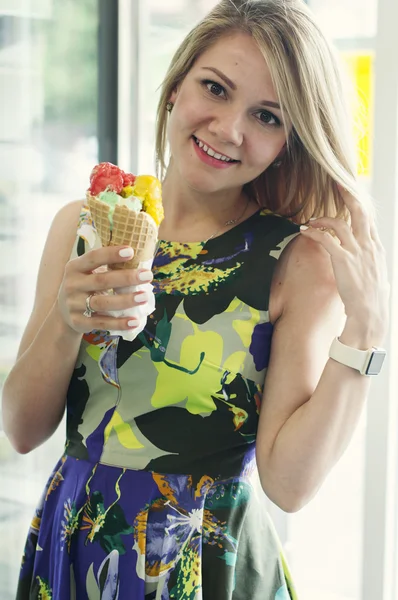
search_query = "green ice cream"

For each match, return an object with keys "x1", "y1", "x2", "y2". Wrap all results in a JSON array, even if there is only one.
[
  {"x1": 98, "y1": 191, "x2": 119, "y2": 226},
  {"x1": 99, "y1": 191, "x2": 143, "y2": 226},
  {"x1": 123, "y1": 196, "x2": 143, "y2": 213}
]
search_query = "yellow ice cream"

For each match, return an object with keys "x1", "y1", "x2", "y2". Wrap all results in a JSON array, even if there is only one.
[{"x1": 133, "y1": 175, "x2": 164, "y2": 226}]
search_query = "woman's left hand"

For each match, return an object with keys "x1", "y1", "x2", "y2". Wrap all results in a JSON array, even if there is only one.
[{"x1": 300, "y1": 186, "x2": 390, "y2": 345}]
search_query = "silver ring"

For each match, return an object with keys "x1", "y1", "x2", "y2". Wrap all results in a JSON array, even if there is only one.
[{"x1": 83, "y1": 294, "x2": 96, "y2": 318}]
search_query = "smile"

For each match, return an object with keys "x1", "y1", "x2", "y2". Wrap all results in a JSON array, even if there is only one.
[{"x1": 193, "y1": 136, "x2": 239, "y2": 163}]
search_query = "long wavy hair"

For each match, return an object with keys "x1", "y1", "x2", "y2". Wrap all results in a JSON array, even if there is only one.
[{"x1": 155, "y1": 0, "x2": 367, "y2": 222}]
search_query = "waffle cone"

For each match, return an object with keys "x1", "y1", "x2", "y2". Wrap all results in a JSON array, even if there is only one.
[
  {"x1": 110, "y1": 205, "x2": 158, "y2": 270},
  {"x1": 86, "y1": 192, "x2": 112, "y2": 246},
  {"x1": 86, "y1": 192, "x2": 158, "y2": 270}
]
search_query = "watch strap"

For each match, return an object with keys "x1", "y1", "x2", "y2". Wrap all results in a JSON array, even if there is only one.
[{"x1": 329, "y1": 337, "x2": 372, "y2": 375}]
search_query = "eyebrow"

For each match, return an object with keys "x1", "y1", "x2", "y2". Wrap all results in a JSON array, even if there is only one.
[{"x1": 201, "y1": 66, "x2": 282, "y2": 110}]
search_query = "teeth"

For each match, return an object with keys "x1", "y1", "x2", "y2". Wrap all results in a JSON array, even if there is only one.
[{"x1": 195, "y1": 137, "x2": 234, "y2": 162}]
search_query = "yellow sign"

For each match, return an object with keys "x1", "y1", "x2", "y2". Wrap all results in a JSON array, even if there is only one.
[{"x1": 341, "y1": 52, "x2": 374, "y2": 177}]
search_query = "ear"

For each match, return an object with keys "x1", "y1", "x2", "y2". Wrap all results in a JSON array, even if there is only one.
[{"x1": 169, "y1": 87, "x2": 178, "y2": 104}]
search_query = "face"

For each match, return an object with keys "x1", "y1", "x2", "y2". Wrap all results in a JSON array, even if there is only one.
[{"x1": 167, "y1": 32, "x2": 290, "y2": 196}]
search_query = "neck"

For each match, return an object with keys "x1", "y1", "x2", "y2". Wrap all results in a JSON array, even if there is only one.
[{"x1": 160, "y1": 170, "x2": 247, "y2": 233}]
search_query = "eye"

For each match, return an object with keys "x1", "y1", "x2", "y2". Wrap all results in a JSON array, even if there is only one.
[
  {"x1": 203, "y1": 79, "x2": 226, "y2": 98},
  {"x1": 257, "y1": 110, "x2": 281, "y2": 127}
]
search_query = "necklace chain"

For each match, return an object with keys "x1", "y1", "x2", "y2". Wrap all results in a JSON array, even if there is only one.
[{"x1": 205, "y1": 196, "x2": 251, "y2": 242}]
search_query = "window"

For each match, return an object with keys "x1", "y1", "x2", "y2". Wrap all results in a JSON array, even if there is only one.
[
  {"x1": 0, "y1": 1, "x2": 396, "y2": 598},
  {"x1": 0, "y1": 1, "x2": 98, "y2": 597}
]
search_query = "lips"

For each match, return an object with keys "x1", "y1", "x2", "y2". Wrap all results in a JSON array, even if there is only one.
[{"x1": 192, "y1": 136, "x2": 239, "y2": 163}]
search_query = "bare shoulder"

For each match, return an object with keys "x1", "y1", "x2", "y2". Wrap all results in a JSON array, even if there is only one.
[
  {"x1": 17, "y1": 199, "x2": 85, "y2": 358},
  {"x1": 270, "y1": 233, "x2": 340, "y2": 323}
]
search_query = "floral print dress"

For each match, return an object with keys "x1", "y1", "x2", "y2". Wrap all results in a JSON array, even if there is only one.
[{"x1": 16, "y1": 204, "x2": 300, "y2": 600}]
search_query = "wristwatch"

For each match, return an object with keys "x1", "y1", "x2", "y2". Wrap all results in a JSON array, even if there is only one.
[{"x1": 329, "y1": 337, "x2": 387, "y2": 376}]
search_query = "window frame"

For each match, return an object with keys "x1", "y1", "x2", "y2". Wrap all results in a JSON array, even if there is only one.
[{"x1": 360, "y1": 0, "x2": 398, "y2": 597}]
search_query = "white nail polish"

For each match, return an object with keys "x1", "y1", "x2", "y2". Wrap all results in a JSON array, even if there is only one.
[
  {"x1": 119, "y1": 248, "x2": 134, "y2": 258},
  {"x1": 135, "y1": 292, "x2": 148, "y2": 303},
  {"x1": 138, "y1": 271, "x2": 153, "y2": 282},
  {"x1": 300, "y1": 225, "x2": 309, "y2": 231},
  {"x1": 127, "y1": 319, "x2": 137, "y2": 327}
]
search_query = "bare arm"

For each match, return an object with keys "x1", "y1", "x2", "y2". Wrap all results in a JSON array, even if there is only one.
[
  {"x1": 2, "y1": 201, "x2": 152, "y2": 454},
  {"x1": 256, "y1": 233, "x2": 386, "y2": 512},
  {"x1": 2, "y1": 201, "x2": 85, "y2": 453}
]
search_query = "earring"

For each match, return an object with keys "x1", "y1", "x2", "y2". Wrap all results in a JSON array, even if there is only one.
[
  {"x1": 272, "y1": 159, "x2": 282, "y2": 168},
  {"x1": 166, "y1": 101, "x2": 173, "y2": 113}
]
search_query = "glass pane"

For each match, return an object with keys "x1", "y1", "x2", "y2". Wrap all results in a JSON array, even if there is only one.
[
  {"x1": 287, "y1": 421, "x2": 366, "y2": 600},
  {"x1": 308, "y1": 0, "x2": 377, "y2": 39},
  {"x1": 0, "y1": 1, "x2": 98, "y2": 597},
  {"x1": 138, "y1": 0, "x2": 220, "y2": 173}
]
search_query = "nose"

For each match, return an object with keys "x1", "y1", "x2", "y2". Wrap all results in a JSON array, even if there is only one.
[{"x1": 207, "y1": 109, "x2": 244, "y2": 147}]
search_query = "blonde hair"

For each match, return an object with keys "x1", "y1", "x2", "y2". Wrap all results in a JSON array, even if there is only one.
[{"x1": 155, "y1": 0, "x2": 367, "y2": 222}]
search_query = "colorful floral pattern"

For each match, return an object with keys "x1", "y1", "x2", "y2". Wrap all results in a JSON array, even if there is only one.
[{"x1": 17, "y1": 207, "x2": 300, "y2": 599}]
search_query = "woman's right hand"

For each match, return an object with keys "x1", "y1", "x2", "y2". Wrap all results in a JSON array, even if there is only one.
[{"x1": 57, "y1": 246, "x2": 153, "y2": 334}]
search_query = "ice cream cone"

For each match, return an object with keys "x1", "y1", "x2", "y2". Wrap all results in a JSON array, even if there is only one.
[
  {"x1": 86, "y1": 192, "x2": 112, "y2": 246},
  {"x1": 109, "y1": 204, "x2": 158, "y2": 270},
  {"x1": 86, "y1": 192, "x2": 158, "y2": 270}
]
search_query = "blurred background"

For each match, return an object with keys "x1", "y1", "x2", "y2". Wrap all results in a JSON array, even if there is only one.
[{"x1": 0, "y1": 1, "x2": 397, "y2": 599}]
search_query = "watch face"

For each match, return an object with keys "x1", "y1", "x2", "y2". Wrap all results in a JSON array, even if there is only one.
[{"x1": 366, "y1": 351, "x2": 386, "y2": 376}]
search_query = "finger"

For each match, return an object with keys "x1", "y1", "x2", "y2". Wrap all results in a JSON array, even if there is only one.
[
  {"x1": 77, "y1": 267, "x2": 153, "y2": 293},
  {"x1": 68, "y1": 311, "x2": 140, "y2": 334},
  {"x1": 300, "y1": 225, "x2": 345, "y2": 257},
  {"x1": 308, "y1": 217, "x2": 357, "y2": 251},
  {"x1": 81, "y1": 315, "x2": 140, "y2": 333},
  {"x1": 337, "y1": 185, "x2": 371, "y2": 241},
  {"x1": 74, "y1": 291, "x2": 150, "y2": 314},
  {"x1": 72, "y1": 246, "x2": 136, "y2": 273},
  {"x1": 369, "y1": 218, "x2": 384, "y2": 248}
]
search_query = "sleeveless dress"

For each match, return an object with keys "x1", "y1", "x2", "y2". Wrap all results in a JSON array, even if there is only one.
[{"x1": 16, "y1": 204, "x2": 300, "y2": 600}]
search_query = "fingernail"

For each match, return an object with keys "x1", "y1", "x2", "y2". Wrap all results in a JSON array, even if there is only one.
[
  {"x1": 127, "y1": 319, "x2": 138, "y2": 327},
  {"x1": 138, "y1": 271, "x2": 153, "y2": 282},
  {"x1": 135, "y1": 292, "x2": 148, "y2": 303},
  {"x1": 119, "y1": 247, "x2": 134, "y2": 258},
  {"x1": 309, "y1": 217, "x2": 318, "y2": 221},
  {"x1": 300, "y1": 225, "x2": 309, "y2": 231}
]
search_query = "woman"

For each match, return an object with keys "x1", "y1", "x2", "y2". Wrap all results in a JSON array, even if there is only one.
[{"x1": 3, "y1": 0, "x2": 389, "y2": 599}]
